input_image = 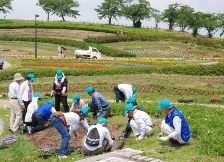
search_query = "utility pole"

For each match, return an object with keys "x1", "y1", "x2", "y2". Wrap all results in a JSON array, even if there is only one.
[{"x1": 34, "y1": 14, "x2": 39, "y2": 59}]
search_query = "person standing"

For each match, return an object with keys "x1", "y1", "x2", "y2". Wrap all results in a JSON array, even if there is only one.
[
  {"x1": 70, "y1": 95, "x2": 86, "y2": 112},
  {"x1": 157, "y1": 99, "x2": 190, "y2": 145},
  {"x1": 85, "y1": 86, "x2": 111, "y2": 118},
  {"x1": 51, "y1": 107, "x2": 89, "y2": 158},
  {"x1": 51, "y1": 70, "x2": 69, "y2": 112},
  {"x1": 20, "y1": 73, "x2": 35, "y2": 123},
  {"x1": 8, "y1": 73, "x2": 25, "y2": 133},
  {"x1": 83, "y1": 117, "x2": 113, "y2": 156},
  {"x1": 124, "y1": 104, "x2": 153, "y2": 140},
  {"x1": 114, "y1": 84, "x2": 137, "y2": 103},
  {"x1": 24, "y1": 93, "x2": 42, "y2": 134}
]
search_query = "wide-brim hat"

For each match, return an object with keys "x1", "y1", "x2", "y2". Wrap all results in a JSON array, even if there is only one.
[{"x1": 13, "y1": 73, "x2": 24, "y2": 81}]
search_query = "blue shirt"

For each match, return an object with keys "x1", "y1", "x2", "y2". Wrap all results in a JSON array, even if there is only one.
[
  {"x1": 91, "y1": 91, "x2": 109, "y2": 112},
  {"x1": 35, "y1": 104, "x2": 53, "y2": 120}
]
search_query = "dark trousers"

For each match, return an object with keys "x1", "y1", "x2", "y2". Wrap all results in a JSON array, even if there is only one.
[
  {"x1": 114, "y1": 86, "x2": 125, "y2": 102},
  {"x1": 89, "y1": 102, "x2": 111, "y2": 118},
  {"x1": 22, "y1": 100, "x2": 31, "y2": 123},
  {"x1": 31, "y1": 112, "x2": 46, "y2": 133},
  {"x1": 55, "y1": 94, "x2": 69, "y2": 112}
]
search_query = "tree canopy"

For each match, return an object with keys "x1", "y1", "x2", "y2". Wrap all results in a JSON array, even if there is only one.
[
  {"x1": 0, "y1": 0, "x2": 13, "y2": 15},
  {"x1": 163, "y1": 3, "x2": 180, "y2": 30}
]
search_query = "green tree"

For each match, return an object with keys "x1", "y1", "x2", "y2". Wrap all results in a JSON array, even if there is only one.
[
  {"x1": 151, "y1": 9, "x2": 162, "y2": 29},
  {"x1": 203, "y1": 13, "x2": 219, "y2": 38},
  {"x1": 0, "y1": 0, "x2": 13, "y2": 14},
  {"x1": 38, "y1": 0, "x2": 55, "y2": 21},
  {"x1": 163, "y1": 3, "x2": 180, "y2": 30},
  {"x1": 95, "y1": 0, "x2": 123, "y2": 25},
  {"x1": 56, "y1": 0, "x2": 80, "y2": 21},
  {"x1": 176, "y1": 5, "x2": 194, "y2": 32},
  {"x1": 217, "y1": 13, "x2": 224, "y2": 37},
  {"x1": 188, "y1": 11, "x2": 205, "y2": 37},
  {"x1": 121, "y1": 0, "x2": 152, "y2": 28}
]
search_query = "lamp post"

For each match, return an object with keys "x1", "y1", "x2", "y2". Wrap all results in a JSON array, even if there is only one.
[{"x1": 34, "y1": 14, "x2": 39, "y2": 59}]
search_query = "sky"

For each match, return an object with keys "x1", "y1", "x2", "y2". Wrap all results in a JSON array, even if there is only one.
[{"x1": 0, "y1": 0, "x2": 224, "y2": 35}]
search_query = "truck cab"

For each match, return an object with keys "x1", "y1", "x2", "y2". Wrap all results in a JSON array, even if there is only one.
[{"x1": 75, "y1": 47, "x2": 101, "y2": 59}]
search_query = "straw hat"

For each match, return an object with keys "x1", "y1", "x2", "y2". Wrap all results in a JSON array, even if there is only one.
[{"x1": 13, "y1": 73, "x2": 24, "y2": 81}]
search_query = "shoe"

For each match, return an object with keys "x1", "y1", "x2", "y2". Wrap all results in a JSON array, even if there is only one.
[
  {"x1": 57, "y1": 154, "x2": 67, "y2": 159},
  {"x1": 9, "y1": 128, "x2": 14, "y2": 134},
  {"x1": 27, "y1": 126, "x2": 32, "y2": 135},
  {"x1": 19, "y1": 125, "x2": 24, "y2": 134}
]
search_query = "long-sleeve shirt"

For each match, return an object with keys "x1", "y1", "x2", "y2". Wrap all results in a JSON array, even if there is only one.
[
  {"x1": 168, "y1": 116, "x2": 182, "y2": 140},
  {"x1": 118, "y1": 84, "x2": 133, "y2": 99},
  {"x1": 63, "y1": 112, "x2": 89, "y2": 136},
  {"x1": 25, "y1": 97, "x2": 39, "y2": 123},
  {"x1": 91, "y1": 91, "x2": 109, "y2": 112},
  {"x1": 20, "y1": 80, "x2": 33, "y2": 102},
  {"x1": 84, "y1": 124, "x2": 113, "y2": 151},
  {"x1": 133, "y1": 109, "x2": 153, "y2": 137},
  {"x1": 8, "y1": 81, "x2": 24, "y2": 106}
]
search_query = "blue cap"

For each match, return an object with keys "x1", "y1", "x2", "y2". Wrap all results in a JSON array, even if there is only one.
[
  {"x1": 84, "y1": 86, "x2": 94, "y2": 94},
  {"x1": 33, "y1": 93, "x2": 42, "y2": 99},
  {"x1": 125, "y1": 96, "x2": 137, "y2": 104},
  {"x1": 132, "y1": 87, "x2": 137, "y2": 94},
  {"x1": 27, "y1": 73, "x2": 35, "y2": 81},
  {"x1": 47, "y1": 100, "x2": 54, "y2": 105},
  {"x1": 80, "y1": 107, "x2": 89, "y2": 117},
  {"x1": 98, "y1": 117, "x2": 108, "y2": 125},
  {"x1": 56, "y1": 70, "x2": 63, "y2": 79},
  {"x1": 72, "y1": 95, "x2": 80, "y2": 104},
  {"x1": 157, "y1": 99, "x2": 172, "y2": 110},
  {"x1": 124, "y1": 104, "x2": 135, "y2": 115}
]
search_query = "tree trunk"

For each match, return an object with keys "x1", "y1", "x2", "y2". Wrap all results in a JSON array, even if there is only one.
[
  {"x1": 192, "y1": 28, "x2": 198, "y2": 37},
  {"x1": 133, "y1": 20, "x2": 142, "y2": 28},
  {"x1": 62, "y1": 14, "x2": 65, "y2": 21},
  {"x1": 108, "y1": 17, "x2": 112, "y2": 25},
  {"x1": 208, "y1": 30, "x2": 213, "y2": 38},
  {"x1": 169, "y1": 23, "x2": 173, "y2": 30},
  {"x1": 181, "y1": 25, "x2": 185, "y2": 32},
  {"x1": 47, "y1": 12, "x2": 50, "y2": 21}
]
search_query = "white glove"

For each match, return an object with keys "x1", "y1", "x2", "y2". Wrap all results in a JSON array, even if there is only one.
[
  {"x1": 136, "y1": 136, "x2": 144, "y2": 140},
  {"x1": 159, "y1": 136, "x2": 169, "y2": 142}
]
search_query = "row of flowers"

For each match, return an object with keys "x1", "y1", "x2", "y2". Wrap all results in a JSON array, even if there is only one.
[{"x1": 21, "y1": 62, "x2": 111, "y2": 69}]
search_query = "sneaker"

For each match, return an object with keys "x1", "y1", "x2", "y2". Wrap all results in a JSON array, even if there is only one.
[
  {"x1": 27, "y1": 126, "x2": 32, "y2": 135},
  {"x1": 57, "y1": 155, "x2": 67, "y2": 159}
]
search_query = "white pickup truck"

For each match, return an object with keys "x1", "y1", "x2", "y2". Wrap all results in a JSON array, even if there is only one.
[{"x1": 74, "y1": 47, "x2": 101, "y2": 59}]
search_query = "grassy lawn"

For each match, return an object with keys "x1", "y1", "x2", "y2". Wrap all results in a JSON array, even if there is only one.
[{"x1": 1, "y1": 102, "x2": 224, "y2": 162}]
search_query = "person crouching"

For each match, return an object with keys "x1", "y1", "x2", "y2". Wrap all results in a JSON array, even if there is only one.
[
  {"x1": 157, "y1": 99, "x2": 190, "y2": 145},
  {"x1": 82, "y1": 117, "x2": 113, "y2": 156}
]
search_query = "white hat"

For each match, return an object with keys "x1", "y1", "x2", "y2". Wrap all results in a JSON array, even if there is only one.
[{"x1": 13, "y1": 73, "x2": 24, "y2": 81}]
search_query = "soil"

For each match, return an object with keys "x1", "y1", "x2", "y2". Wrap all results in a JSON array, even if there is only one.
[{"x1": 26, "y1": 123, "x2": 122, "y2": 151}]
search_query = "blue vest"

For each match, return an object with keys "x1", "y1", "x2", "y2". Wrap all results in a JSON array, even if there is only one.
[
  {"x1": 35, "y1": 104, "x2": 53, "y2": 120},
  {"x1": 165, "y1": 108, "x2": 190, "y2": 142}
]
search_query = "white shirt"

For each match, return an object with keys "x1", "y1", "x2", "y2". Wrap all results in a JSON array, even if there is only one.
[
  {"x1": 168, "y1": 116, "x2": 182, "y2": 140},
  {"x1": 84, "y1": 124, "x2": 113, "y2": 151},
  {"x1": 118, "y1": 84, "x2": 133, "y2": 99},
  {"x1": 63, "y1": 112, "x2": 89, "y2": 136},
  {"x1": 133, "y1": 109, "x2": 153, "y2": 137},
  {"x1": 25, "y1": 97, "x2": 39, "y2": 123},
  {"x1": 20, "y1": 80, "x2": 33, "y2": 102},
  {"x1": 8, "y1": 81, "x2": 24, "y2": 106}
]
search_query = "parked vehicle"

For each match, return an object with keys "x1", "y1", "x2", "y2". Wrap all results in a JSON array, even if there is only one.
[
  {"x1": 74, "y1": 47, "x2": 101, "y2": 59},
  {"x1": 0, "y1": 59, "x2": 4, "y2": 70}
]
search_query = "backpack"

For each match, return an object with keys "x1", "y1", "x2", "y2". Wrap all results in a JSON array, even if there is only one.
[{"x1": 85, "y1": 127, "x2": 100, "y2": 146}]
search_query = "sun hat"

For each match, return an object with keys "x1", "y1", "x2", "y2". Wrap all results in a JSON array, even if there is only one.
[
  {"x1": 80, "y1": 107, "x2": 89, "y2": 117},
  {"x1": 27, "y1": 73, "x2": 35, "y2": 81},
  {"x1": 157, "y1": 99, "x2": 172, "y2": 110},
  {"x1": 84, "y1": 86, "x2": 94, "y2": 94},
  {"x1": 56, "y1": 70, "x2": 63, "y2": 79},
  {"x1": 97, "y1": 117, "x2": 108, "y2": 125},
  {"x1": 132, "y1": 87, "x2": 137, "y2": 94},
  {"x1": 13, "y1": 73, "x2": 24, "y2": 81},
  {"x1": 125, "y1": 96, "x2": 137, "y2": 104},
  {"x1": 33, "y1": 93, "x2": 42, "y2": 99},
  {"x1": 47, "y1": 100, "x2": 54, "y2": 105},
  {"x1": 72, "y1": 95, "x2": 80, "y2": 104},
  {"x1": 124, "y1": 104, "x2": 135, "y2": 115}
]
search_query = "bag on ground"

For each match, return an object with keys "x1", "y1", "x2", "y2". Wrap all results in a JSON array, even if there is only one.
[{"x1": 85, "y1": 127, "x2": 100, "y2": 146}]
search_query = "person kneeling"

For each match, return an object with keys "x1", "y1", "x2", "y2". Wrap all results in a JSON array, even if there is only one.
[
  {"x1": 124, "y1": 104, "x2": 153, "y2": 140},
  {"x1": 83, "y1": 117, "x2": 113, "y2": 156},
  {"x1": 157, "y1": 99, "x2": 190, "y2": 146}
]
